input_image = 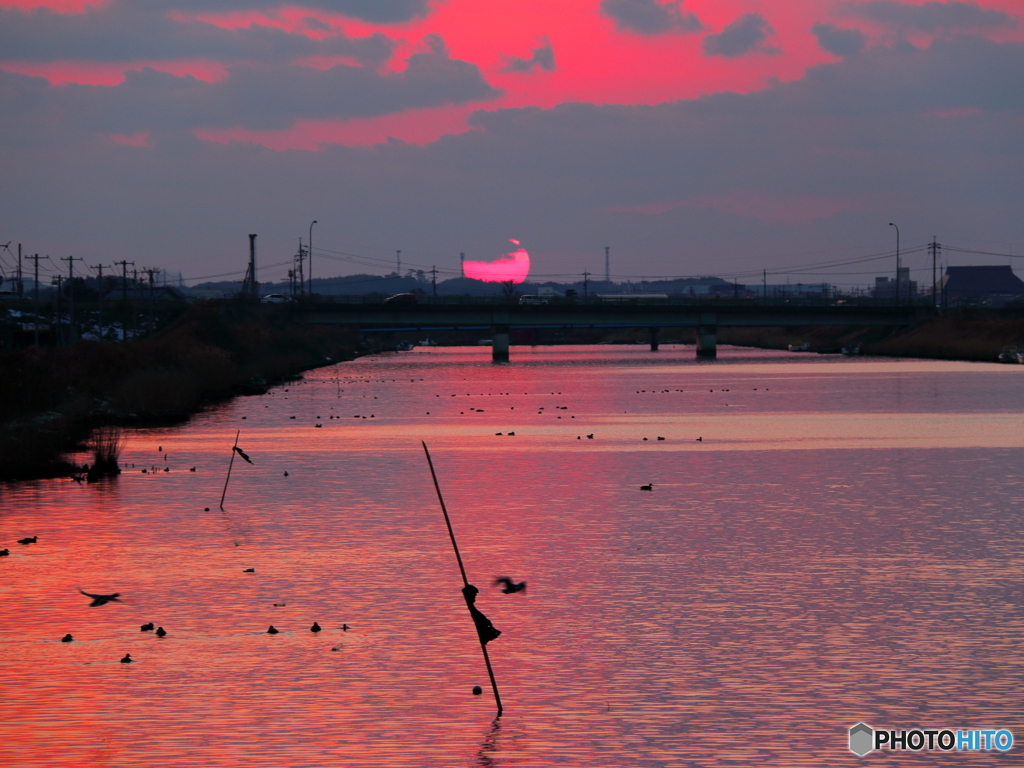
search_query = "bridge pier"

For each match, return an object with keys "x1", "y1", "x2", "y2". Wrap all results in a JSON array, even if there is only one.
[
  {"x1": 649, "y1": 326, "x2": 659, "y2": 351},
  {"x1": 696, "y1": 325, "x2": 717, "y2": 359},
  {"x1": 492, "y1": 324, "x2": 510, "y2": 362}
]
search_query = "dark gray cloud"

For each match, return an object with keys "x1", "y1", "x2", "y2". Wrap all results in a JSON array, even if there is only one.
[
  {"x1": 812, "y1": 22, "x2": 867, "y2": 56},
  {"x1": 703, "y1": 13, "x2": 780, "y2": 57},
  {"x1": 839, "y1": 1, "x2": 1016, "y2": 32},
  {"x1": 157, "y1": 0, "x2": 432, "y2": 24},
  {"x1": 0, "y1": 3, "x2": 393, "y2": 66},
  {"x1": 599, "y1": 0, "x2": 702, "y2": 35},
  {"x1": 501, "y1": 37, "x2": 556, "y2": 73},
  {"x1": 0, "y1": 40, "x2": 500, "y2": 136}
]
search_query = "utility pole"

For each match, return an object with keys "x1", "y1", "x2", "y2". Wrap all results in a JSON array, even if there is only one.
[
  {"x1": 295, "y1": 239, "x2": 306, "y2": 297},
  {"x1": 889, "y1": 222, "x2": 900, "y2": 306},
  {"x1": 92, "y1": 263, "x2": 106, "y2": 341},
  {"x1": 396, "y1": 250, "x2": 402, "y2": 275},
  {"x1": 132, "y1": 267, "x2": 139, "y2": 340},
  {"x1": 115, "y1": 259, "x2": 134, "y2": 302},
  {"x1": 30, "y1": 253, "x2": 41, "y2": 346},
  {"x1": 460, "y1": 252, "x2": 465, "y2": 278},
  {"x1": 605, "y1": 246, "x2": 610, "y2": 283},
  {"x1": 144, "y1": 268, "x2": 159, "y2": 332},
  {"x1": 929, "y1": 237, "x2": 941, "y2": 311},
  {"x1": 53, "y1": 275, "x2": 63, "y2": 345},
  {"x1": 763, "y1": 269, "x2": 767, "y2": 303},
  {"x1": 17, "y1": 244, "x2": 23, "y2": 299},
  {"x1": 431, "y1": 265, "x2": 438, "y2": 296},
  {"x1": 582, "y1": 270, "x2": 591, "y2": 298},
  {"x1": 61, "y1": 255, "x2": 83, "y2": 343},
  {"x1": 308, "y1": 220, "x2": 317, "y2": 296}
]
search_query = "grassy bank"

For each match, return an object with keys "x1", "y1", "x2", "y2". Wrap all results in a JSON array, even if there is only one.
[
  {"x1": 0, "y1": 302, "x2": 355, "y2": 481},
  {"x1": 718, "y1": 310, "x2": 1024, "y2": 363}
]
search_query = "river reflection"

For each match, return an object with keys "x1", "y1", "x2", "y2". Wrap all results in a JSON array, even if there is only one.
[{"x1": 2, "y1": 346, "x2": 1023, "y2": 766}]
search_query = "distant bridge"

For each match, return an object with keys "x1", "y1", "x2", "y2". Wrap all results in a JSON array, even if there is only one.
[{"x1": 299, "y1": 297, "x2": 934, "y2": 361}]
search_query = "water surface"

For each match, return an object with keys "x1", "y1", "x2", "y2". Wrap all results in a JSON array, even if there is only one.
[{"x1": 2, "y1": 345, "x2": 1022, "y2": 766}]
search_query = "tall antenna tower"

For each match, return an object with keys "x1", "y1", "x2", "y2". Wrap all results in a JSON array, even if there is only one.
[
  {"x1": 241, "y1": 234, "x2": 258, "y2": 299},
  {"x1": 604, "y1": 246, "x2": 610, "y2": 283}
]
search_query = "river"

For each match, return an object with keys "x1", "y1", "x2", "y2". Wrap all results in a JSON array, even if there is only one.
[{"x1": 1, "y1": 345, "x2": 1022, "y2": 766}]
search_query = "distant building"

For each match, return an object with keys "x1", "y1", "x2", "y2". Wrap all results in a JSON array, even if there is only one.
[
  {"x1": 872, "y1": 267, "x2": 916, "y2": 300},
  {"x1": 940, "y1": 265, "x2": 1024, "y2": 303}
]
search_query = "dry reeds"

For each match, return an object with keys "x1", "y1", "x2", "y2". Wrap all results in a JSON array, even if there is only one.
[{"x1": 88, "y1": 426, "x2": 127, "y2": 479}]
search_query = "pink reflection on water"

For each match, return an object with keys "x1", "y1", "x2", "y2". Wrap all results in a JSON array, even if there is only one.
[
  {"x1": 1, "y1": 347, "x2": 1023, "y2": 765},
  {"x1": 463, "y1": 240, "x2": 530, "y2": 283}
]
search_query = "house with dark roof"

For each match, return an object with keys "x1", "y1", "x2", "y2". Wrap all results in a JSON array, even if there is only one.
[{"x1": 941, "y1": 265, "x2": 1024, "y2": 303}]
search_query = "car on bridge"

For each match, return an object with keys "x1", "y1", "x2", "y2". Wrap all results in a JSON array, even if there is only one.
[{"x1": 384, "y1": 293, "x2": 419, "y2": 304}]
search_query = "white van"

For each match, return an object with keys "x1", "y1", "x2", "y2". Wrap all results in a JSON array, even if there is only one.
[{"x1": 519, "y1": 295, "x2": 547, "y2": 305}]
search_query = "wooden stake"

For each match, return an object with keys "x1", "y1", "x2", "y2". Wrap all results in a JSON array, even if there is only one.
[
  {"x1": 219, "y1": 430, "x2": 240, "y2": 510},
  {"x1": 422, "y1": 441, "x2": 503, "y2": 716}
]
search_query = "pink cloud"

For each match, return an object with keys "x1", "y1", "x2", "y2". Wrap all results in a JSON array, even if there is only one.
[{"x1": 107, "y1": 131, "x2": 150, "y2": 146}]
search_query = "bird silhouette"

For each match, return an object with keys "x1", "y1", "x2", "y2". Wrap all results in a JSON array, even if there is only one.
[
  {"x1": 140, "y1": 623, "x2": 154, "y2": 632},
  {"x1": 155, "y1": 627, "x2": 167, "y2": 637},
  {"x1": 79, "y1": 588, "x2": 121, "y2": 606},
  {"x1": 267, "y1": 625, "x2": 279, "y2": 634},
  {"x1": 310, "y1": 622, "x2": 321, "y2": 632},
  {"x1": 17, "y1": 536, "x2": 37, "y2": 545},
  {"x1": 233, "y1": 446, "x2": 254, "y2": 464},
  {"x1": 640, "y1": 484, "x2": 653, "y2": 491},
  {"x1": 120, "y1": 653, "x2": 133, "y2": 663},
  {"x1": 0, "y1": 548, "x2": 8, "y2": 556},
  {"x1": 494, "y1": 576, "x2": 527, "y2": 594},
  {"x1": 61, "y1": 634, "x2": 74, "y2": 642}
]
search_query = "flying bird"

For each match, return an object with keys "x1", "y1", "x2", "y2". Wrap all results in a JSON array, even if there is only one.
[
  {"x1": 233, "y1": 446, "x2": 254, "y2": 464},
  {"x1": 79, "y1": 588, "x2": 121, "y2": 607},
  {"x1": 494, "y1": 576, "x2": 527, "y2": 594}
]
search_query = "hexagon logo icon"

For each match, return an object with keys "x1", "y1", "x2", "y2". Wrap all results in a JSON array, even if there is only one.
[{"x1": 849, "y1": 722, "x2": 874, "y2": 756}]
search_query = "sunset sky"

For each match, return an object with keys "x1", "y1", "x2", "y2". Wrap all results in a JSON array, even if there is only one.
[{"x1": 1, "y1": 0, "x2": 1022, "y2": 288}]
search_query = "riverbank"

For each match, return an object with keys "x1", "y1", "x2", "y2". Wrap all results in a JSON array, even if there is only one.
[
  {"x1": 0, "y1": 302, "x2": 356, "y2": 481},
  {"x1": 717, "y1": 310, "x2": 1024, "y2": 363}
]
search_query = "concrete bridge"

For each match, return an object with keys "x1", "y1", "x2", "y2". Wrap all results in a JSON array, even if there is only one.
[{"x1": 300, "y1": 298, "x2": 933, "y2": 361}]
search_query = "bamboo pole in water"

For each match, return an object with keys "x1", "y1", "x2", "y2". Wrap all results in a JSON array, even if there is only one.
[
  {"x1": 219, "y1": 430, "x2": 241, "y2": 509},
  {"x1": 422, "y1": 441, "x2": 503, "y2": 717}
]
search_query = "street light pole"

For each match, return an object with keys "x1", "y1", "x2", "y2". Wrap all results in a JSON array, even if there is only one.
[
  {"x1": 889, "y1": 222, "x2": 900, "y2": 305},
  {"x1": 308, "y1": 220, "x2": 317, "y2": 297}
]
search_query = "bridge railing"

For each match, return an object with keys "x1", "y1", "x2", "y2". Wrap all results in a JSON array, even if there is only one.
[{"x1": 305, "y1": 294, "x2": 940, "y2": 309}]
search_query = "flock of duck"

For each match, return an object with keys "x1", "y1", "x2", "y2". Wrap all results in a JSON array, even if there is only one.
[{"x1": 13, "y1": 362, "x2": 752, "y2": 668}]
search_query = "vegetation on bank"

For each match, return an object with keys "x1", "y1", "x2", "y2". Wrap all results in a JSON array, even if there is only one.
[
  {"x1": 0, "y1": 302, "x2": 356, "y2": 481},
  {"x1": 717, "y1": 309, "x2": 1024, "y2": 362}
]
